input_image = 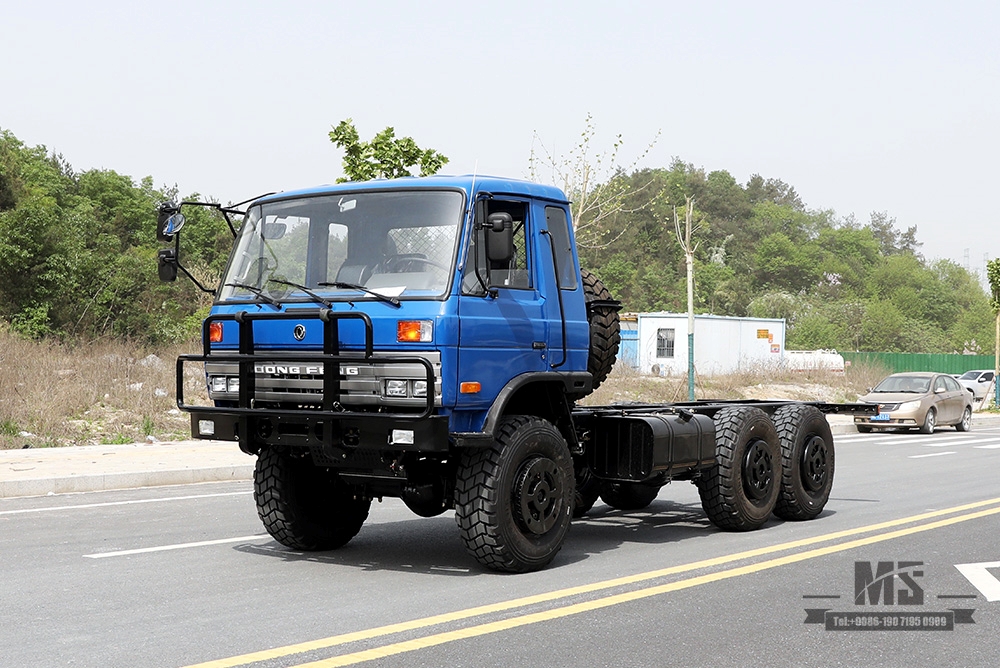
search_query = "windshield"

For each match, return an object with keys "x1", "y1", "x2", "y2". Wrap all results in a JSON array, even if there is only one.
[
  {"x1": 872, "y1": 375, "x2": 931, "y2": 393},
  {"x1": 219, "y1": 190, "x2": 464, "y2": 304},
  {"x1": 958, "y1": 371, "x2": 980, "y2": 380}
]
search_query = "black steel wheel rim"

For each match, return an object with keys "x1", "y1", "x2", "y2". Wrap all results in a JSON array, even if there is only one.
[
  {"x1": 800, "y1": 435, "x2": 828, "y2": 492},
  {"x1": 742, "y1": 439, "x2": 773, "y2": 501},
  {"x1": 513, "y1": 457, "x2": 562, "y2": 535}
]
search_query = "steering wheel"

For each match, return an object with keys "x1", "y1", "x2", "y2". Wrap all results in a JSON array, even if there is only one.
[{"x1": 380, "y1": 253, "x2": 448, "y2": 273}]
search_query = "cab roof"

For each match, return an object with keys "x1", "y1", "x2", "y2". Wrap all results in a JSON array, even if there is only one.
[{"x1": 254, "y1": 175, "x2": 570, "y2": 206}]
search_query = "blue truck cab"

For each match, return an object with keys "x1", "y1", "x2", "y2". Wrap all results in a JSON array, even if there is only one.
[{"x1": 157, "y1": 174, "x2": 849, "y2": 572}]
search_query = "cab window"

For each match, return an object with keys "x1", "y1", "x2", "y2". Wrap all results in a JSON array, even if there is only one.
[{"x1": 462, "y1": 200, "x2": 531, "y2": 293}]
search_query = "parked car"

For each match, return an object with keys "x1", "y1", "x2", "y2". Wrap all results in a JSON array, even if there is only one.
[
  {"x1": 855, "y1": 372, "x2": 973, "y2": 434},
  {"x1": 955, "y1": 369, "x2": 995, "y2": 401}
]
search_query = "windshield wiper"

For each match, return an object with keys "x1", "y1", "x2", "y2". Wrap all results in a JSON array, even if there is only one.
[
  {"x1": 224, "y1": 282, "x2": 281, "y2": 309},
  {"x1": 318, "y1": 281, "x2": 401, "y2": 308},
  {"x1": 268, "y1": 279, "x2": 333, "y2": 307}
]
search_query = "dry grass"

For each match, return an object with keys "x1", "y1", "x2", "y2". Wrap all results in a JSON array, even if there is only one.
[
  {"x1": 0, "y1": 327, "x2": 209, "y2": 449},
  {"x1": 582, "y1": 358, "x2": 890, "y2": 406}
]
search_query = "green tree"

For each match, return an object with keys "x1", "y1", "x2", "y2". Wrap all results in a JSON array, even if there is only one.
[
  {"x1": 329, "y1": 118, "x2": 449, "y2": 183},
  {"x1": 867, "y1": 210, "x2": 921, "y2": 256},
  {"x1": 753, "y1": 232, "x2": 821, "y2": 292}
]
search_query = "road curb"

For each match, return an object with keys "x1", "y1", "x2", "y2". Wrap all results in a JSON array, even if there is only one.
[{"x1": 0, "y1": 465, "x2": 254, "y2": 499}]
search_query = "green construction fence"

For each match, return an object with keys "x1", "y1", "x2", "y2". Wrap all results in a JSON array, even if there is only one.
[{"x1": 841, "y1": 352, "x2": 996, "y2": 375}]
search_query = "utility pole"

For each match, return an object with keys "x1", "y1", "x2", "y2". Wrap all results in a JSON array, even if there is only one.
[
  {"x1": 988, "y1": 258, "x2": 1000, "y2": 408},
  {"x1": 674, "y1": 196, "x2": 698, "y2": 401}
]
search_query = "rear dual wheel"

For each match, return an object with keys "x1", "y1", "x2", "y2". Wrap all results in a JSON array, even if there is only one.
[
  {"x1": 771, "y1": 404, "x2": 835, "y2": 521},
  {"x1": 697, "y1": 407, "x2": 781, "y2": 531}
]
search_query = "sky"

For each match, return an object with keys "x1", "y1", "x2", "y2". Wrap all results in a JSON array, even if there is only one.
[{"x1": 3, "y1": 0, "x2": 998, "y2": 274}]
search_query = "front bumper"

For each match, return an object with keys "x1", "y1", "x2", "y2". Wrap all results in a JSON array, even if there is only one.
[
  {"x1": 853, "y1": 412, "x2": 921, "y2": 428},
  {"x1": 190, "y1": 409, "x2": 451, "y2": 453}
]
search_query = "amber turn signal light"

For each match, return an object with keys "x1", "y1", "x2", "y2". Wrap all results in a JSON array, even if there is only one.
[{"x1": 397, "y1": 320, "x2": 432, "y2": 343}]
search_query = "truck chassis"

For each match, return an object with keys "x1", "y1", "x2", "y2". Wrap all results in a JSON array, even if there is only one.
[{"x1": 177, "y1": 308, "x2": 871, "y2": 572}]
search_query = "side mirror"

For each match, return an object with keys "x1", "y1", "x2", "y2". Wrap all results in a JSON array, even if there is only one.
[
  {"x1": 485, "y1": 212, "x2": 513, "y2": 264},
  {"x1": 157, "y1": 202, "x2": 184, "y2": 242},
  {"x1": 157, "y1": 248, "x2": 178, "y2": 282}
]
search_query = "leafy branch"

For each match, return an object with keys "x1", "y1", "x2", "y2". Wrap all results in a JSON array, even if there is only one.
[{"x1": 329, "y1": 119, "x2": 449, "y2": 183}]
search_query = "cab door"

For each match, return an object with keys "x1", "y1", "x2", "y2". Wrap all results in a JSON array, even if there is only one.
[{"x1": 456, "y1": 199, "x2": 550, "y2": 409}]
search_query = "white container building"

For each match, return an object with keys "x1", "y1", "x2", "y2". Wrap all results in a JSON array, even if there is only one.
[{"x1": 636, "y1": 313, "x2": 786, "y2": 377}]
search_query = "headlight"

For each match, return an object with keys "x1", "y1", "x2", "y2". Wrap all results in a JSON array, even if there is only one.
[
  {"x1": 210, "y1": 376, "x2": 228, "y2": 393},
  {"x1": 385, "y1": 379, "x2": 408, "y2": 397},
  {"x1": 899, "y1": 400, "x2": 922, "y2": 411},
  {"x1": 227, "y1": 377, "x2": 240, "y2": 393},
  {"x1": 412, "y1": 380, "x2": 428, "y2": 397}
]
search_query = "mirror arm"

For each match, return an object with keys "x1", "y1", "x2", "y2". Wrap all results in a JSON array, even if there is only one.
[
  {"x1": 221, "y1": 210, "x2": 238, "y2": 237},
  {"x1": 471, "y1": 197, "x2": 497, "y2": 298},
  {"x1": 176, "y1": 260, "x2": 217, "y2": 295}
]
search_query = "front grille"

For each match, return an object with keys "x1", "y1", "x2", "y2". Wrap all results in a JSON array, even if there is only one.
[{"x1": 205, "y1": 351, "x2": 441, "y2": 408}]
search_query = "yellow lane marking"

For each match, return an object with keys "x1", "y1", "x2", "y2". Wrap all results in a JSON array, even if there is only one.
[
  {"x1": 185, "y1": 496, "x2": 1000, "y2": 668},
  {"x1": 293, "y1": 504, "x2": 1000, "y2": 668}
]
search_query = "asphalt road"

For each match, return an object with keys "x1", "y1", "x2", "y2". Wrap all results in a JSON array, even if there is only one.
[{"x1": 2, "y1": 425, "x2": 1000, "y2": 668}]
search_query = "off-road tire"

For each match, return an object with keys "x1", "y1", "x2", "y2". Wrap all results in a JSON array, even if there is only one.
[
  {"x1": 600, "y1": 482, "x2": 661, "y2": 511},
  {"x1": 696, "y1": 406, "x2": 780, "y2": 531},
  {"x1": 254, "y1": 447, "x2": 370, "y2": 551},
  {"x1": 454, "y1": 416, "x2": 574, "y2": 572},
  {"x1": 771, "y1": 404, "x2": 835, "y2": 521},
  {"x1": 581, "y1": 269, "x2": 620, "y2": 392}
]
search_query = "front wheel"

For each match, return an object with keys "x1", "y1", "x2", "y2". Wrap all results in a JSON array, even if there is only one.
[
  {"x1": 697, "y1": 406, "x2": 780, "y2": 531},
  {"x1": 254, "y1": 447, "x2": 371, "y2": 551},
  {"x1": 771, "y1": 405, "x2": 835, "y2": 521},
  {"x1": 454, "y1": 416, "x2": 574, "y2": 572},
  {"x1": 919, "y1": 407, "x2": 937, "y2": 434}
]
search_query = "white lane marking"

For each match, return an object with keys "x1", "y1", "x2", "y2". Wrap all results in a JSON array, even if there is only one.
[
  {"x1": 0, "y1": 491, "x2": 251, "y2": 516},
  {"x1": 840, "y1": 434, "x2": 1000, "y2": 448},
  {"x1": 887, "y1": 436, "x2": 972, "y2": 445},
  {"x1": 908, "y1": 452, "x2": 956, "y2": 459},
  {"x1": 84, "y1": 534, "x2": 268, "y2": 558},
  {"x1": 955, "y1": 561, "x2": 1000, "y2": 602}
]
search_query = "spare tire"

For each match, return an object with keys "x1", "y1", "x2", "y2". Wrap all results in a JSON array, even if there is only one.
[{"x1": 581, "y1": 268, "x2": 621, "y2": 392}]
